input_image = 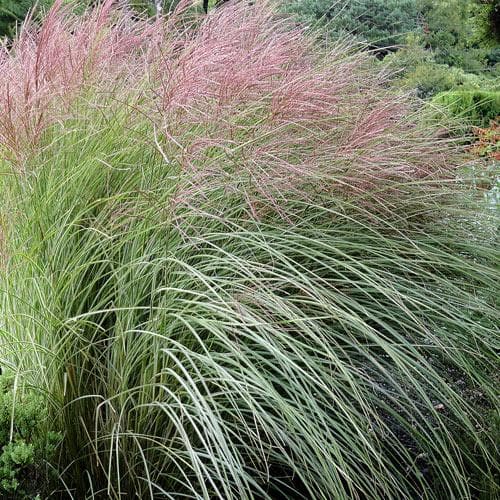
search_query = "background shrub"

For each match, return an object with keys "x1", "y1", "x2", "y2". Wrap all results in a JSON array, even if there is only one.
[
  {"x1": 286, "y1": 0, "x2": 419, "y2": 50},
  {"x1": 0, "y1": 0, "x2": 53, "y2": 37},
  {"x1": 431, "y1": 90, "x2": 500, "y2": 126},
  {"x1": 0, "y1": 374, "x2": 61, "y2": 499}
]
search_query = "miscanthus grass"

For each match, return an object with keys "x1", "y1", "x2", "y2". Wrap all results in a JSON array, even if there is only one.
[{"x1": 0, "y1": 1, "x2": 498, "y2": 498}]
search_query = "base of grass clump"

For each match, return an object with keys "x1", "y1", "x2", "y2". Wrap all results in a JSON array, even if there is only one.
[{"x1": 0, "y1": 1, "x2": 498, "y2": 498}]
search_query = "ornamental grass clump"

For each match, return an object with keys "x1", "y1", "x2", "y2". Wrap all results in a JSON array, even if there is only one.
[{"x1": 0, "y1": 1, "x2": 498, "y2": 498}]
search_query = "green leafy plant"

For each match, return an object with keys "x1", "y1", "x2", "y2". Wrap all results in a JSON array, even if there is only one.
[
  {"x1": 0, "y1": 374, "x2": 61, "y2": 499},
  {"x1": 432, "y1": 90, "x2": 500, "y2": 126}
]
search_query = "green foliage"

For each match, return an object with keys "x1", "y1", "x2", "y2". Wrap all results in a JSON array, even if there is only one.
[
  {"x1": 0, "y1": 0, "x2": 32, "y2": 37},
  {"x1": 407, "y1": 63, "x2": 497, "y2": 98},
  {"x1": 286, "y1": 0, "x2": 495, "y2": 60},
  {"x1": 386, "y1": 40, "x2": 497, "y2": 99},
  {"x1": 0, "y1": 0, "x2": 53, "y2": 38},
  {"x1": 0, "y1": 374, "x2": 61, "y2": 499},
  {"x1": 432, "y1": 90, "x2": 500, "y2": 126},
  {"x1": 384, "y1": 26, "x2": 499, "y2": 99},
  {"x1": 408, "y1": 64, "x2": 465, "y2": 98},
  {"x1": 473, "y1": 0, "x2": 500, "y2": 44},
  {"x1": 412, "y1": 1, "x2": 500, "y2": 73},
  {"x1": 286, "y1": 0, "x2": 419, "y2": 48},
  {"x1": 289, "y1": 0, "x2": 498, "y2": 99},
  {"x1": 486, "y1": 46, "x2": 500, "y2": 65},
  {"x1": 0, "y1": 441, "x2": 35, "y2": 493},
  {"x1": 418, "y1": 0, "x2": 471, "y2": 65},
  {"x1": 384, "y1": 33, "x2": 433, "y2": 67}
]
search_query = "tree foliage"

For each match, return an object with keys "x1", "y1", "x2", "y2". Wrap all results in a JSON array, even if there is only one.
[
  {"x1": 287, "y1": 0, "x2": 419, "y2": 49},
  {"x1": 0, "y1": 0, "x2": 34, "y2": 37}
]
